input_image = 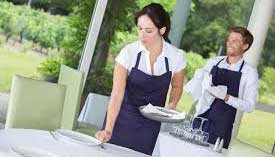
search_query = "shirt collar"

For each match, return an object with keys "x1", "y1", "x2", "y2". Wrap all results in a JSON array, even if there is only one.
[
  {"x1": 137, "y1": 38, "x2": 169, "y2": 58},
  {"x1": 223, "y1": 56, "x2": 244, "y2": 68}
]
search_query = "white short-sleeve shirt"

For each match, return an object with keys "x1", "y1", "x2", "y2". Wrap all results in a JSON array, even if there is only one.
[{"x1": 115, "y1": 39, "x2": 186, "y2": 77}]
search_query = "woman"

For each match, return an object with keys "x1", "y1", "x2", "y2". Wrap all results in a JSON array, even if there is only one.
[{"x1": 96, "y1": 3, "x2": 186, "y2": 155}]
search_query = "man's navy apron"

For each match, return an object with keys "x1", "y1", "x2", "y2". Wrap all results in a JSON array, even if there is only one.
[
  {"x1": 109, "y1": 51, "x2": 172, "y2": 155},
  {"x1": 194, "y1": 57, "x2": 244, "y2": 149}
]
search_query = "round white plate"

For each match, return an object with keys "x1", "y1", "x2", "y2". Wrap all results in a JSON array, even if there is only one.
[{"x1": 54, "y1": 129, "x2": 100, "y2": 146}]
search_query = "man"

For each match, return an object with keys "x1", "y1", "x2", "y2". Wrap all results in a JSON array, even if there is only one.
[{"x1": 190, "y1": 26, "x2": 259, "y2": 149}]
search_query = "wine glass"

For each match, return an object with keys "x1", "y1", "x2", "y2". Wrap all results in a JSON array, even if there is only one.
[
  {"x1": 171, "y1": 123, "x2": 183, "y2": 137},
  {"x1": 181, "y1": 116, "x2": 196, "y2": 141},
  {"x1": 181, "y1": 120, "x2": 191, "y2": 140},
  {"x1": 202, "y1": 132, "x2": 209, "y2": 144},
  {"x1": 193, "y1": 117, "x2": 208, "y2": 143}
]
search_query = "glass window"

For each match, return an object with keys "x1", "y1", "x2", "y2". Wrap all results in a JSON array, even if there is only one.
[
  {"x1": 0, "y1": 0, "x2": 79, "y2": 92},
  {"x1": 238, "y1": 110, "x2": 275, "y2": 152},
  {"x1": 238, "y1": 21, "x2": 275, "y2": 153}
]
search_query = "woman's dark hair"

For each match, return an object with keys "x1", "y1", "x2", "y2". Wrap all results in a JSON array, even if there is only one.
[{"x1": 135, "y1": 3, "x2": 171, "y2": 43}]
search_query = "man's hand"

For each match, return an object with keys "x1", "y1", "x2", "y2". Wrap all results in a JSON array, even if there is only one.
[{"x1": 224, "y1": 94, "x2": 230, "y2": 102}]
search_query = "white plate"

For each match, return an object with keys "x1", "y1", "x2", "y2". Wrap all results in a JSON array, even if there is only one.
[
  {"x1": 139, "y1": 105, "x2": 186, "y2": 123},
  {"x1": 54, "y1": 129, "x2": 100, "y2": 146},
  {"x1": 155, "y1": 106, "x2": 181, "y2": 115},
  {"x1": 10, "y1": 146, "x2": 60, "y2": 157}
]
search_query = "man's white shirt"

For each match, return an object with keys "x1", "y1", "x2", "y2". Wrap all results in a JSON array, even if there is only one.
[{"x1": 186, "y1": 56, "x2": 259, "y2": 116}]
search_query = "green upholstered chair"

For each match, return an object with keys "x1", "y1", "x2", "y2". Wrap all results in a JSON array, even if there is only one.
[
  {"x1": 5, "y1": 65, "x2": 84, "y2": 131},
  {"x1": 58, "y1": 66, "x2": 99, "y2": 136},
  {"x1": 5, "y1": 75, "x2": 66, "y2": 130},
  {"x1": 58, "y1": 65, "x2": 84, "y2": 130}
]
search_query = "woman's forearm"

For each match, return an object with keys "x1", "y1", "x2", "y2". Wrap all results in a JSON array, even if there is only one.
[
  {"x1": 105, "y1": 92, "x2": 124, "y2": 133},
  {"x1": 169, "y1": 86, "x2": 183, "y2": 107},
  {"x1": 169, "y1": 70, "x2": 184, "y2": 108},
  {"x1": 169, "y1": 86, "x2": 183, "y2": 105},
  {"x1": 104, "y1": 63, "x2": 127, "y2": 134}
]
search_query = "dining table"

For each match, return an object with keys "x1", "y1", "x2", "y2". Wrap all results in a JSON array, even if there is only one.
[
  {"x1": 152, "y1": 132, "x2": 226, "y2": 157},
  {"x1": 0, "y1": 128, "x2": 150, "y2": 157}
]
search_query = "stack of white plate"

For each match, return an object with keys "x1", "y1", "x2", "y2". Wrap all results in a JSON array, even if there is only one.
[{"x1": 139, "y1": 103, "x2": 186, "y2": 123}]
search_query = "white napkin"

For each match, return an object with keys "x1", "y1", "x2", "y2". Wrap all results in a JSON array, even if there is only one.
[
  {"x1": 195, "y1": 89, "x2": 215, "y2": 116},
  {"x1": 183, "y1": 69, "x2": 205, "y2": 101},
  {"x1": 141, "y1": 103, "x2": 171, "y2": 117},
  {"x1": 171, "y1": 112, "x2": 186, "y2": 119},
  {"x1": 141, "y1": 104, "x2": 186, "y2": 120},
  {"x1": 192, "y1": 69, "x2": 218, "y2": 116},
  {"x1": 206, "y1": 85, "x2": 228, "y2": 100}
]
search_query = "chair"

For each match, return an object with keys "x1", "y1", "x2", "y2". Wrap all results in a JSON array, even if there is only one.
[
  {"x1": 0, "y1": 94, "x2": 8, "y2": 124},
  {"x1": 58, "y1": 65, "x2": 84, "y2": 130},
  {"x1": 74, "y1": 124, "x2": 99, "y2": 137},
  {"x1": 78, "y1": 93, "x2": 109, "y2": 129},
  {"x1": 5, "y1": 76, "x2": 66, "y2": 130},
  {"x1": 76, "y1": 93, "x2": 109, "y2": 137},
  {"x1": 5, "y1": 65, "x2": 84, "y2": 131}
]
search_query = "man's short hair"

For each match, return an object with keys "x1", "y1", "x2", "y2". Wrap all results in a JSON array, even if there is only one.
[{"x1": 229, "y1": 26, "x2": 254, "y2": 52}]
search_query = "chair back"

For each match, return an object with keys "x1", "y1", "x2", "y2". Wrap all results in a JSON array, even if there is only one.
[
  {"x1": 58, "y1": 65, "x2": 84, "y2": 130},
  {"x1": 78, "y1": 93, "x2": 109, "y2": 129},
  {"x1": 5, "y1": 76, "x2": 66, "y2": 130}
]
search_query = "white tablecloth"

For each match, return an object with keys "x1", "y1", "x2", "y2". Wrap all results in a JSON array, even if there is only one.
[
  {"x1": 0, "y1": 129, "x2": 150, "y2": 157},
  {"x1": 152, "y1": 132, "x2": 226, "y2": 157}
]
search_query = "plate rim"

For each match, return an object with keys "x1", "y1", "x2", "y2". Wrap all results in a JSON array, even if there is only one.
[{"x1": 54, "y1": 129, "x2": 100, "y2": 145}]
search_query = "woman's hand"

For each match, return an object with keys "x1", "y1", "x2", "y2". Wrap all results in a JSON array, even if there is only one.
[{"x1": 95, "y1": 130, "x2": 112, "y2": 143}]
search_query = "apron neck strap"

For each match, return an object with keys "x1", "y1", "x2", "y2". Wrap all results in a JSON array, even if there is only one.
[
  {"x1": 134, "y1": 51, "x2": 142, "y2": 69},
  {"x1": 216, "y1": 57, "x2": 225, "y2": 66},
  {"x1": 135, "y1": 51, "x2": 170, "y2": 72},
  {"x1": 165, "y1": 57, "x2": 169, "y2": 72},
  {"x1": 238, "y1": 60, "x2": 245, "y2": 72},
  {"x1": 216, "y1": 57, "x2": 245, "y2": 72}
]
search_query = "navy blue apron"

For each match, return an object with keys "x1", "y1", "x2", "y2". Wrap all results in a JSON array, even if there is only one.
[
  {"x1": 109, "y1": 51, "x2": 172, "y2": 155},
  {"x1": 193, "y1": 57, "x2": 244, "y2": 149}
]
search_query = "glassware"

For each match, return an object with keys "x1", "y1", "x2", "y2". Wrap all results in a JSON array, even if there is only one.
[
  {"x1": 183, "y1": 125, "x2": 193, "y2": 140},
  {"x1": 169, "y1": 116, "x2": 210, "y2": 147},
  {"x1": 193, "y1": 117, "x2": 208, "y2": 143},
  {"x1": 202, "y1": 132, "x2": 209, "y2": 144},
  {"x1": 171, "y1": 123, "x2": 184, "y2": 137},
  {"x1": 180, "y1": 117, "x2": 192, "y2": 139}
]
